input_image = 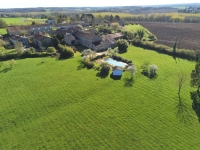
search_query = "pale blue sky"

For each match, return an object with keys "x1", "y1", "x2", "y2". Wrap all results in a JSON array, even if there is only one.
[{"x1": 1, "y1": 0, "x2": 198, "y2": 8}]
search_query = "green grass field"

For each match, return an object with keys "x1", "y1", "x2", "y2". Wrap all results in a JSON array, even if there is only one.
[
  {"x1": 125, "y1": 24, "x2": 155, "y2": 40},
  {"x1": 0, "y1": 17, "x2": 46, "y2": 35},
  {"x1": 0, "y1": 46, "x2": 200, "y2": 149},
  {"x1": 0, "y1": 28, "x2": 7, "y2": 35},
  {"x1": 0, "y1": 17, "x2": 46, "y2": 26}
]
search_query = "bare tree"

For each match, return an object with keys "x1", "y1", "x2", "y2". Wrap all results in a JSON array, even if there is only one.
[
  {"x1": 177, "y1": 72, "x2": 187, "y2": 101},
  {"x1": 9, "y1": 59, "x2": 16, "y2": 68},
  {"x1": 175, "y1": 72, "x2": 191, "y2": 123},
  {"x1": 126, "y1": 65, "x2": 137, "y2": 79}
]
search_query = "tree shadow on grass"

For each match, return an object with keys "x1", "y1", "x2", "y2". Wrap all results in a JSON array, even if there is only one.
[
  {"x1": 96, "y1": 71, "x2": 109, "y2": 79},
  {"x1": 124, "y1": 77, "x2": 134, "y2": 87},
  {"x1": 118, "y1": 50, "x2": 127, "y2": 54},
  {"x1": 174, "y1": 98, "x2": 191, "y2": 124},
  {"x1": 149, "y1": 74, "x2": 158, "y2": 80},
  {"x1": 76, "y1": 60, "x2": 85, "y2": 70},
  {"x1": 0, "y1": 67, "x2": 12, "y2": 73}
]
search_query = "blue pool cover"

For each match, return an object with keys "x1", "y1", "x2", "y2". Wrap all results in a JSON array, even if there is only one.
[{"x1": 113, "y1": 70, "x2": 123, "y2": 76}]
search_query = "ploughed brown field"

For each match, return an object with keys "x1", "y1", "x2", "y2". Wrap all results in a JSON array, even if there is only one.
[{"x1": 139, "y1": 22, "x2": 200, "y2": 50}]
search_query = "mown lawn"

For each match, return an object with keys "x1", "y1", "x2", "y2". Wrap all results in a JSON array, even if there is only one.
[{"x1": 0, "y1": 46, "x2": 200, "y2": 149}]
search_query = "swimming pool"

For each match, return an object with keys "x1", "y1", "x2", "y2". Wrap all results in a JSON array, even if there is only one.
[{"x1": 105, "y1": 58, "x2": 127, "y2": 67}]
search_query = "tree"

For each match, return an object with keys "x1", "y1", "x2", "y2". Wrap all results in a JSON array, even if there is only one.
[
  {"x1": 110, "y1": 22, "x2": 120, "y2": 32},
  {"x1": 116, "y1": 39, "x2": 129, "y2": 52},
  {"x1": 109, "y1": 15, "x2": 114, "y2": 22},
  {"x1": 148, "y1": 64, "x2": 158, "y2": 78},
  {"x1": 81, "y1": 49, "x2": 93, "y2": 57},
  {"x1": 0, "y1": 19, "x2": 7, "y2": 28},
  {"x1": 114, "y1": 15, "x2": 120, "y2": 21},
  {"x1": 58, "y1": 44, "x2": 74, "y2": 59},
  {"x1": 141, "y1": 61, "x2": 150, "y2": 76},
  {"x1": 100, "y1": 62, "x2": 110, "y2": 75},
  {"x1": 19, "y1": 30, "x2": 27, "y2": 36},
  {"x1": 47, "y1": 47, "x2": 56, "y2": 53},
  {"x1": 137, "y1": 29, "x2": 145, "y2": 40},
  {"x1": 15, "y1": 41, "x2": 24, "y2": 55},
  {"x1": 175, "y1": 72, "x2": 190, "y2": 123},
  {"x1": 32, "y1": 21, "x2": 36, "y2": 25},
  {"x1": 9, "y1": 59, "x2": 16, "y2": 68},
  {"x1": 191, "y1": 59, "x2": 200, "y2": 93},
  {"x1": 126, "y1": 65, "x2": 137, "y2": 79},
  {"x1": 107, "y1": 48, "x2": 118, "y2": 57}
]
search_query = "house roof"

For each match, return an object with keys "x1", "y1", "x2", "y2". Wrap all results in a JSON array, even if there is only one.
[
  {"x1": 74, "y1": 30, "x2": 100, "y2": 40},
  {"x1": 103, "y1": 33, "x2": 124, "y2": 39},
  {"x1": 9, "y1": 35, "x2": 28, "y2": 40},
  {"x1": 94, "y1": 36, "x2": 116, "y2": 48},
  {"x1": 55, "y1": 22, "x2": 78, "y2": 27},
  {"x1": 7, "y1": 24, "x2": 50, "y2": 33},
  {"x1": 33, "y1": 34, "x2": 51, "y2": 41},
  {"x1": 64, "y1": 34, "x2": 75, "y2": 41}
]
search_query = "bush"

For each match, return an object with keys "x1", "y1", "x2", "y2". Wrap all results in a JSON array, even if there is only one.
[
  {"x1": 100, "y1": 62, "x2": 110, "y2": 74},
  {"x1": 116, "y1": 39, "x2": 129, "y2": 52},
  {"x1": 58, "y1": 44, "x2": 74, "y2": 59},
  {"x1": 47, "y1": 47, "x2": 56, "y2": 53},
  {"x1": 131, "y1": 39, "x2": 196, "y2": 60},
  {"x1": 86, "y1": 61, "x2": 94, "y2": 69}
]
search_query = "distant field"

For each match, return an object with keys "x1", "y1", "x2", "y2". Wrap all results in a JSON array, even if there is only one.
[
  {"x1": 139, "y1": 22, "x2": 200, "y2": 50},
  {"x1": 0, "y1": 17, "x2": 46, "y2": 26},
  {"x1": 93, "y1": 12, "x2": 135, "y2": 18},
  {"x1": 0, "y1": 46, "x2": 200, "y2": 149}
]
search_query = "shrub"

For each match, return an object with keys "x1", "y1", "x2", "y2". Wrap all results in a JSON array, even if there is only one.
[
  {"x1": 58, "y1": 44, "x2": 74, "y2": 59},
  {"x1": 86, "y1": 61, "x2": 94, "y2": 69},
  {"x1": 116, "y1": 39, "x2": 129, "y2": 52},
  {"x1": 148, "y1": 64, "x2": 158, "y2": 78},
  {"x1": 100, "y1": 62, "x2": 110, "y2": 74},
  {"x1": 47, "y1": 47, "x2": 56, "y2": 53},
  {"x1": 141, "y1": 62, "x2": 150, "y2": 76},
  {"x1": 131, "y1": 39, "x2": 196, "y2": 60}
]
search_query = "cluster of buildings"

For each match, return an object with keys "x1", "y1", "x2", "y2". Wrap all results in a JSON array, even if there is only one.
[{"x1": 6, "y1": 20, "x2": 124, "y2": 51}]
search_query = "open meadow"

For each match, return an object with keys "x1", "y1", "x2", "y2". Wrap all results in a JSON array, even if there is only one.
[{"x1": 0, "y1": 46, "x2": 200, "y2": 149}]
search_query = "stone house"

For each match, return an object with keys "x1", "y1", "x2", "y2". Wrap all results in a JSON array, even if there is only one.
[
  {"x1": 46, "y1": 18, "x2": 55, "y2": 25},
  {"x1": 9, "y1": 35, "x2": 29, "y2": 47},
  {"x1": 33, "y1": 34, "x2": 52, "y2": 49},
  {"x1": 55, "y1": 23, "x2": 78, "y2": 30},
  {"x1": 6, "y1": 24, "x2": 52, "y2": 36},
  {"x1": 64, "y1": 33, "x2": 75, "y2": 46},
  {"x1": 64, "y1": 29, "x2": 124, "y2": 51}
]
